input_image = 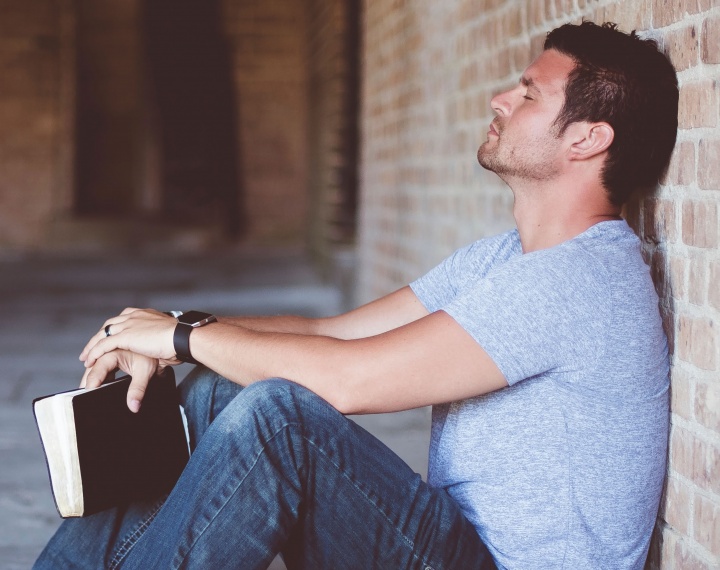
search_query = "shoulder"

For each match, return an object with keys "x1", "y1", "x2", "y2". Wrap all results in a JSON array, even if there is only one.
[
  {"x1": 501, "y1": 221, "x2": 641, "y2": 288},
  {"x1": 448, "y1": 229, "x2": 521, "y2": 276}
]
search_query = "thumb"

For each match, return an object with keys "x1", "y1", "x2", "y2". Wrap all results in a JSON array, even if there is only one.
[
  {"x1": 107, "y1": 349, "x2": 158, "y2": 413},
  {"x1": 121, "y1": 355, "x2": 156, "y2": 413},
  {"x1": 126, "y1": 377, "x2": 148, "y2": 414}
]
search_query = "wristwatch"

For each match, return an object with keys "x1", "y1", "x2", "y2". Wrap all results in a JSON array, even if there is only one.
[{"x1": 172, "y1": 310, "x2": 217, "y2": 364}]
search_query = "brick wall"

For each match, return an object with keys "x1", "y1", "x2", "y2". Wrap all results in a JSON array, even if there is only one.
[
  {"x1": 0, "y1": 0, "x2": 75, "y2": 253},
  {"x1": 307, "y1": 0, "x2": 360, "y2": 269},
  {"x1": 0, "y1": 0, "x2": 311, "y2": 252},
  {"x1": 357, "y1": 1, "x2": 720, "y2": 567},
  {"x1": 222, "y1": 0, "x2": 310, "y2": 243}
]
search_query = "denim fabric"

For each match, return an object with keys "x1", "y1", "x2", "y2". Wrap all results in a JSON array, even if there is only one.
[{"x1": 35, "y1": 367, "x2": 494, "y2": 570}]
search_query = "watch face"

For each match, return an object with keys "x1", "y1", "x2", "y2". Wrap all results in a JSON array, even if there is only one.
[{"x1": 177, "y1": 310, "x2": 216, "y2": 326}]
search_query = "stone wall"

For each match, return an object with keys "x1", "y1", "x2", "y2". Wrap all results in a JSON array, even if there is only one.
[{"x1": 357, "y1": 0, "x2": 720, "y2": 567}]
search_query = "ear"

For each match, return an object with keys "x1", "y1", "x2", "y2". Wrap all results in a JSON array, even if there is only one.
[{"x1": 566, "y1": 122, "x2": 614, "y2": 161}]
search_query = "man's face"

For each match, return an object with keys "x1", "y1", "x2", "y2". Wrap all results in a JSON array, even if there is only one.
[{"x1": 477, "y1": 49, "x2": 575, "y2": 183}]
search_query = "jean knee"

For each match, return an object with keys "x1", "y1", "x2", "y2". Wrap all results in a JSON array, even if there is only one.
[
  {"x1": 230, "y1": 378, "x2": 337, "y2": 432},
  {"x1": 240, "y1": 378, "x2": 323, "y2": 411}
]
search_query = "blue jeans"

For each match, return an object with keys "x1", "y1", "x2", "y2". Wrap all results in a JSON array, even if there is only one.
[{"x1": 35, "y1": 367, "x2": 495, "y2": 569}]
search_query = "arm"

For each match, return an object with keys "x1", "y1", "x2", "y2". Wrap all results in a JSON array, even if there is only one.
[
  {"x1": 79, "y1": 286, "x2": 429, "y2": 412},
  {"x1": 82, "y1": 306, "x2": 508, "y2": 415},
  {"x1": 191, "y1": 310, "x2": 507, "y2": 414},
  {"x1": 218, "y1": 285, "x2": 429, "y2": 339}
]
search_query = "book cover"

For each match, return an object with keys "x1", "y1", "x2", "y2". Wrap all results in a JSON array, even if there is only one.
[{"x1": 33, "y1": 367, "x2": 190, "y2": 518}]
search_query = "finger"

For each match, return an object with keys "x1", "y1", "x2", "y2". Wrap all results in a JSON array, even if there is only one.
[
  {"x1": 79, "y1": 329, "x2": 106, "y2": 362},
  {"x1": 84, "y1": 335, "x2": 123, "y2": 368},
  {"x1": 114, "y1": 351, "x2": 158, "y2": 413},
  {"x1": 126, "y1": 374, "x2": 149, "y2": 413},
  {"x1": 120, "y1": 307, "x2": 140, "y2": 316},
  {"x1": 81, "y1": 352, "x2": 120, "y2": 389},
  {"x1": 80, "y1": 366, "x2": 90, "y2": 388},
  {"x1": 79, "y1": 315, "x2": 128, "y2": 361}
]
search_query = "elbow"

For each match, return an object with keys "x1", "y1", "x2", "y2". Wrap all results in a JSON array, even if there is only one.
[
  {"x1": 325, "y1": 381, "x2": 362, "y2": 415},
  {"x1": 323, "y1": 369, "x2": 368, "y2": 415}
]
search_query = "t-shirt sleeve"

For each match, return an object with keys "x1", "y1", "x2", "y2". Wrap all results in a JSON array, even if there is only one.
[
  {"x1": 410, "y1": 243, "x2": 474, "y2": 312},
  {"x1": 410, "y1": 231, "x2": 520, "y2": 313},
  {"x1": 441, "y1": 252, "x2": 607, "y2": 386}
]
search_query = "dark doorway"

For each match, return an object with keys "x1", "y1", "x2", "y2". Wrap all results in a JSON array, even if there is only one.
[
  {"x1": 74, "y1": 0, "x2": 243, "y2": 237},
  {"x1": 143, "y1": 0, "x2": 243, "y2": 235},
  {"x1": 74, "y1": 0, "x2": 145, "y2": 217}
]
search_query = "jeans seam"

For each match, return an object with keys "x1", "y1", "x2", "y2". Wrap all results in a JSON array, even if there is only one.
[
  {"x1": 303, "y1": 434, "x2": 432, "y2": 568},
  {"x1": 109, "y1": 498, "x2": 166, "y2": 570},
  {"x1": 177, "y1": 421, "x2": 432, "y2": 569}
]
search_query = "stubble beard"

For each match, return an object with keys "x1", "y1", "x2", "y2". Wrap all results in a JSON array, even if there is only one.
[{"x1": 477, "y1": 128, "x2": 562, "y2": 183}]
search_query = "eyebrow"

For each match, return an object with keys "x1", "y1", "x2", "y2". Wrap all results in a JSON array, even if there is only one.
[{"x1": 520, "y1": 76, "x2": 541, "y2": 92}]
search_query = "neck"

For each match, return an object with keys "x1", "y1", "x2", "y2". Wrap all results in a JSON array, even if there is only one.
[{"x1": 508, "y1": 177, "x2": 622, "y2": 253}]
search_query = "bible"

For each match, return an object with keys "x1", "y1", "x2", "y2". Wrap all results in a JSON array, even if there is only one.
[{"x1": 32, "y1": 367, "x2": 190, "y2": 518}]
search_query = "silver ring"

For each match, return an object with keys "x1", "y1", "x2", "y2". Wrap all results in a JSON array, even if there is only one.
[{"x1": 104, "y1": 324, "x2": 112, "y2": 337}]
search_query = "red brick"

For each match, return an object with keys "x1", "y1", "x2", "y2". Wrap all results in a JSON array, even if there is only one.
[
  {"x1": 671, "y1": 367, "x2": 693, "y2": 420},
  {"x1": 664, "y1": 476, "x2": 693, "y2": 535},
  {"x1": 643, "y1": 199, "x2": 677, "y2": 243},
  {"x1": 670, "y1": 425, "x2": 695, "y2": 479},
  {"x1": 650, "y1": 249, "x2": 671, "y2": 299},
  {"x1": 674, "y1": 537, "x2": 716, "y2": 570},
  {"x1": 687, "y1": 253, "x2": 707, "y2": 306},
  {"x1": 669, "y1": 254, "x2": 687, "y2": 301},
  {"x1": 665, "y1": 24, "x2": 700, "y2": 72},
  {"x1": 695, "y1": 382, "x2": 720, "y2": 434},
  {"x1": 710, "y1": 261, "x2": 720, "y2": 311},
  {"x1": 694, "y1": 494, "x2": 720, "y2": 556},
  {"x1": 698, "y1": 139, "x2": 720, "y2": 191},
  {"x1": 682, "y1": 200, "x2": 719, "y2": 249},
  {"x1": 664, "y1": 140, "x2": 696, "y2": 187},
  {"x1": 653, "y1": 0, "x2": 685, "y2": 28},
  {"x1": 692, "y1": 436, "x2": 720, "y2": 494},
  {"x1": 660, "y1": 526, "x2": 678, "y2": 568},
  {"x1": 701, "y1": 15, "x2": 720, "y2": 64},
  {"x1": 677, "y1": 314, "x2": 718, "y2": 370},
  {"x1": 678, "y1": 81, "x2": 718, "y2": 129}
]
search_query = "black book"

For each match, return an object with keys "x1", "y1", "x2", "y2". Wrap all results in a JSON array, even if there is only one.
[{"x1": 32, "y1": 368, "x2": 190, "y2": 518}]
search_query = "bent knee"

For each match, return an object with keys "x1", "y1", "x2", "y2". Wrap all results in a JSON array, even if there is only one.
[
  {"x1": 226, "y1": 379, "x2": 335, "y2": 427},
  {"x1": 241, "y1": 378, "x2": 322, "y2": 407}
]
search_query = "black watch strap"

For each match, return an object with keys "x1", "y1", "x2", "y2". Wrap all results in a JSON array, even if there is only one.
[
  {"x1": 173, "y1": 323, "x2": 198, "y2": 364},
  {"x1": 172, "y1": 311, "x2": 217, "y2": 364}
]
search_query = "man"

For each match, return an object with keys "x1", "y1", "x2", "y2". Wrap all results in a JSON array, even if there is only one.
[{"x1": 36, "y1": 21, "x2": 678, "y2": 570}]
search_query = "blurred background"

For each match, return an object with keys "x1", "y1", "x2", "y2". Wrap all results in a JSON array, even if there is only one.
[
  {"x1": 2, "y1": 0, "x2": 717, "y2": 567},
  {"x1": 0, "y1": 0, "x2": 361, "y2": 283}
]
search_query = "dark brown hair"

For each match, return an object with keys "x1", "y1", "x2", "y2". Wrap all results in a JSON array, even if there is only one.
[{"x1": 545, "y1": 21, "x2": 679, "y2": 205}]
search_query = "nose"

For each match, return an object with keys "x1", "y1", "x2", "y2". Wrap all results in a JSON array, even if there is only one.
[{"x1": 490, "y1": 87, "x2": 514, "y2": 117}]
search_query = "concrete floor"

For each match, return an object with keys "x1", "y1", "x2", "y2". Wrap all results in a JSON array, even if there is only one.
[{"x1": 0, "y1": 248, "x2": 431, "y2": 569}]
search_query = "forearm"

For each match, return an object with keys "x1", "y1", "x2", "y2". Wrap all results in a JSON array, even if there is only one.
[
  {"x1": 189, "y1": 312, "x2": 507, "y2": 415},
  {"x1": 218, "y1": 286, "x2": 429, "y2": 341},
  {"x1": 82, "y1": 308, "x2": 506, "y2": 415},
  {"x1": 218, "y1": 314, "x2": 322, "y2": 336},
  {"x1": 191, "y1": 322, "x2": 355, "y2": 410}
]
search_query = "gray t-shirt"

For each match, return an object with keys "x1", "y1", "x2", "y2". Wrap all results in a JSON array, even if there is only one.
[{"x1": 410, "y1": 221, "x2": 669, "y2": 570}]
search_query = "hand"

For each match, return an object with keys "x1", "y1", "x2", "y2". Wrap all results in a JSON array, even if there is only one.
[
  {"x1": 81, "y1": 308, "x2": 179, "y2": 368},
  {"x1": 80, "y1": 349, "x2": 162, "y2": 413}
]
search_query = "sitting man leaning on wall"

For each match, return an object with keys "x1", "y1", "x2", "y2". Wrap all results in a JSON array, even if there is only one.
[{"x1": 36, "y1": 20, "x2": 678, "y2": 570}]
